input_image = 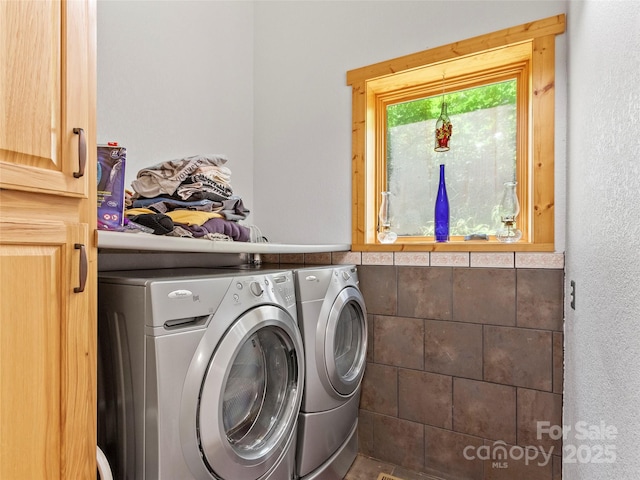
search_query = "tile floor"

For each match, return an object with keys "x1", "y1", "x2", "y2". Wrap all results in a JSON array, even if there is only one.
[{"x1": 344, "y1": 454, "x2": 445, "y2": 480}]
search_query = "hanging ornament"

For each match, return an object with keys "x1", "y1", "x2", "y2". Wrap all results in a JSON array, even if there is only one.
[{"x1": 435, "y1": 75, "x2": 452, "y2": 152}]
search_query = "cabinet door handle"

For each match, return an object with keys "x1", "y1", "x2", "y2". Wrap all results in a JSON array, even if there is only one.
[
  {"x1": 74, "y1": 243, "x2": 87, "y2": 293},
  {"x1": 73, "y1": 127, "x2": 86, "y2": 178}
]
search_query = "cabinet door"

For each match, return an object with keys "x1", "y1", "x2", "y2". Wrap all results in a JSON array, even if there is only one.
[
  {"x1": 0, "y1": 0, "x2": 92, "y2": 197},
  {"x1": 0, "y1": 219, "x2": 95, "y2": 480}
]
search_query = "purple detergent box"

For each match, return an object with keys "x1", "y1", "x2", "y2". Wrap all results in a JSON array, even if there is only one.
[{"x1": 97, "y1": 143, "x2": 126, "y2": 230}]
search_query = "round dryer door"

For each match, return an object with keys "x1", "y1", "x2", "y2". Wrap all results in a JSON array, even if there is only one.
[
  {"x1": 325, "y1": 286, "x2": 368, "y2": 396},
  {"x1": 197, "y1": 306, "x2": 303, "y2": 480}
]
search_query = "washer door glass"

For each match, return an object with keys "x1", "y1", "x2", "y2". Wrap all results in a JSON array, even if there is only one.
[
  {"x1": 223, "y1": 327, "x2": 292, "y2": 455},
  {"x1": 197, "y1": 305, "x2": 303, "y2": 480},
  {"x1": 325, "y1": 287, "x2": 367, "y2": 396}
]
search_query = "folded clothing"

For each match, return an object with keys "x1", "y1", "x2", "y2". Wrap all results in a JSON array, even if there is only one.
[
  {"x1": 131, "y1": 196, "x2": 250, "y2": 221},
  {"x1": 125, "y1": 207, "x2": 155, "y2": 216},
  {"x1": 131, "y1": 154, "x2": 229, "y2": 198},
  {"x1": 132, "y1": 197, "x2": 219, "y2": 212},
  {"x1": 128, "y1": 213, "x2": 174, "y2": 235},
  {"x1": 173, "y1": 217, "x2": 250, "y2": 242},
  {"x1": 176, "y1": 174, "x2": 233, "y2": 202},
  {"x1": 165, "y1": 210, "x2": 223, "y2": 226}
]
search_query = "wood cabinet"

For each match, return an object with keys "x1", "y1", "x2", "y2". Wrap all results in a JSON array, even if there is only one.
[{"x1": 0, "y1": 1, "x2": 97, "y2": 478}]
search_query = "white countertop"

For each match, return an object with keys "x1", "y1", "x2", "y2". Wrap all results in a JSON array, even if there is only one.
[{"x1": 97, "y1": 230, "x2": 350, "y2": 254}]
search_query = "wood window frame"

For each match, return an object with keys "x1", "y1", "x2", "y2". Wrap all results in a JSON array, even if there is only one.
[{"x1": 347, "y1": 15, "x2": 566, "y2": 252}]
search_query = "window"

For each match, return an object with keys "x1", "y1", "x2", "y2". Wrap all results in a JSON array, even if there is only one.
[
  {"x1": 347, "y1": 15, "x2": 565, "y2": 251},
  {"x1": 387, "y1": 79, "x2": 518, "y2": 238}
]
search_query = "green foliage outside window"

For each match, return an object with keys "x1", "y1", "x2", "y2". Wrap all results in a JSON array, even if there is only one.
[{"x1": 387, "y1": 81, "x2": 517, "y2": 127}]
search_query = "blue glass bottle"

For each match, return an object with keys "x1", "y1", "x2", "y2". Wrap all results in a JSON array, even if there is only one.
[{"x1": 434, "y1": 164, "x2": 450, "y2": 242}]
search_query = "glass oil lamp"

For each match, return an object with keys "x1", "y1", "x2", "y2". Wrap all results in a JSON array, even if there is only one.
[
  {"x1": 377, "y1": 191, "x2": 398, "y2": 244},
  {"x1": 495, "y1": 181, "x2": 522, "y2": 243}
]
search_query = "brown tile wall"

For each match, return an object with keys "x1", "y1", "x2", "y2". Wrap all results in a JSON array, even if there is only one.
[{"x1": 357, "y1": 265, "x2": 564, "y2": 480}]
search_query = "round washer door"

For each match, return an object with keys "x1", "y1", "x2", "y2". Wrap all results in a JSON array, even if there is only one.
[
  {"x1": 197, "y1": 305, "x2": 303, "y2": 480},
  {"x1": 324, "y1": 286, "x2": 368, "y2": 396}
]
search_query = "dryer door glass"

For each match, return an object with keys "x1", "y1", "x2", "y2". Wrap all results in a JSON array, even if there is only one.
[
  {"x1": 334, "y1": 302, "x2": 362, "y2": 378},
  {"x1": 325, "y1": 286, "x2": 368, "y2": 396}
]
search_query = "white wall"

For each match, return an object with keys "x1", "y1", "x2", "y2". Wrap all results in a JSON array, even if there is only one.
[
  {"x1": 253, "y1": 0, "x2": 567, "y2": 245},
  {"x1": 97, "y1": 0, "x2": 255, "y2": 213},
  {"x1": 98, "y1": 0, "x2": 567, "y2": 245},
  {"x1": 564, "y1": 2, "x2": 640, "y2": 479}
]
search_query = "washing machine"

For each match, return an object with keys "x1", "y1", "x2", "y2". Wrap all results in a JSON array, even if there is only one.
[
  {"x1": 293, "y1": 264, "x2": 368, "y2": 480},
  {"x1": 97, "y1": 267, "x2": 304, "y2": 480}
]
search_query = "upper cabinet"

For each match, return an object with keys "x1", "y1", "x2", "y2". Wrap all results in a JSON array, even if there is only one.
[
  {"x1": 0, "y1": 1, "x2": 97, "y2": 479},
  {"x1": 0, "y1": 0, "x2": 93, "y2": 197}
]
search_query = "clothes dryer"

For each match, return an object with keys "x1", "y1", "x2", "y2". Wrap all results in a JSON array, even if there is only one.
[
  {"x1": 293, "y1": 265, "x2": 368, "y2": 480},
  {"x1": 97, "y1": 268, "x2": 303, "y2": 480}
]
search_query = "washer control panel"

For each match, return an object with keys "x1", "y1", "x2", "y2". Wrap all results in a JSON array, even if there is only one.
[
  {"x1": 272, "y1": 274, "x2": 296, "y2": 307},
  {"x1": 249, "y1": 281, "x2": 264, "y2": 297},
  {"x1": 232, "y1": 271, "x2": 296, "y2": 308}
]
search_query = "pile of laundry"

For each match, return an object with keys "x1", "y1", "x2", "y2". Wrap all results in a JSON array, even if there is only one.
[{"x1": 124, "y1": 154, "x2": 265, "y2": 242}]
